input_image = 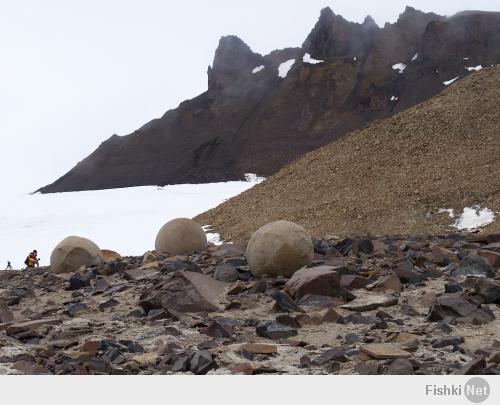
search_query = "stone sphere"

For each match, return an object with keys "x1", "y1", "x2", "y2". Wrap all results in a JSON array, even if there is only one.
[
  {"x1": 155, "y1": 218, "x2": 207, "y2": 255},
  {"x1": 50, "y1": 236, "x2": 103, "y2": 274},
  {"x1": 246, "y1": 220, "x2": 313, "y2": 277}
]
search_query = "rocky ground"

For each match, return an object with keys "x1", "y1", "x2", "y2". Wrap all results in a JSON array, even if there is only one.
[{"x1": 1, "y1": 232, "x2": 500, "y2": 375}]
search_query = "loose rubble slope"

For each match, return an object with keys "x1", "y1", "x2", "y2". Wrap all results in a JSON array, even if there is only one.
[{"x1": 196, "y1": 67, "x2": 500, "y2": 241}]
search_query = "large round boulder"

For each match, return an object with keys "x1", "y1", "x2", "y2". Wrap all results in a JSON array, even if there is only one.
[
  {"x1": 50, "y1": 236, "x2": 103, "y2": 274},
  {"x1": 246, "y1": 220, "x2": 314, "y2": 277},
  {"x1": 155, "y1": 218, "x2": 207, "y2": 255}
]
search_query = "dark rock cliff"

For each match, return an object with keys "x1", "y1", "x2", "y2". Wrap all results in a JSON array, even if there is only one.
[{"x1": 38, "y1": 7, "x2": 500, "y2": 193}]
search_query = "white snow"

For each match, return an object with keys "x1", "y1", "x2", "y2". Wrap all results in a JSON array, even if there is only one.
[
  {"x1": 466, "y1": 65, "x2": 482, "y2": 72},
  {"x1": 0, "y1": 180, "x2": 262, "y2": 269},
  {"x1": 202, "y1": 226, "x2": 225, "y2": 246},
  {"x1": 443, "y1": 76, "x2": 460, "y2": 86},
  {"x1": 411, "y1": 52, "x2": 419, "y2": 61},
  {"x1": 278, "y1": 59, "x2": 296, "y2": 78},
  {"x1": 353, "y1": 57, "x2": 357, "y2": 61},
  {"x1": 392, "y1": 63, "x2": 407, "y2": 74},
  {"x1": 302, "y1": 53, "x2": 323, "y2": 64},
  {"x1": 390, "y1": 96, "x2": 399, "y2": 101},
  {"x1": 252, "y1": 65, "x2": 265, "y2": 74},
  {"x1": 244, "y1": 173, "x2": 265, "y2": 183},
  {"x1": 453, "y1": 206, "x2": 495, "y2": 231},
  {"x1": 463, "y1": 57, "x2": 470, "y2": 60},
  {"x1": 438, "y1": 208, "x2": 455, "y2": 218}
]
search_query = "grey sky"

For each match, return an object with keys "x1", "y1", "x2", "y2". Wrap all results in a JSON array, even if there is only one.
[{"x1": 1, "y1": 0, "x2": 498, "y2": 193}]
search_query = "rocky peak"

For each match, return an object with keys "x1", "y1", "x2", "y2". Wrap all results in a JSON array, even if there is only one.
[
  {"x1": 302, "y1": 8, "x2": 377, "y2": 59},
  {"x1": 208, "y1": 35, "x2": 263, "y2": 91}
]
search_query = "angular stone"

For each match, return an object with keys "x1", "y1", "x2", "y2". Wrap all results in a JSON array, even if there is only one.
[
  {"x1": 341, "y1": 293, "x2": 398, "y2": 312},
  {"x1": 189, "y1": 350, "x2": 216, "y2": 375},
  {"x1": 360, "y1": 344, "x2": 411, "y2": 359},
  {"x1": 0, "y1": 303, "x2": 14, "y2": 323},
  {"x1": 68, "y1": 271, "x2": 95, "y2": 290},
  {"x1": 340, "y1": 275, "x2": 371, "y2": 290},
  {"x1": 239, "y1": 343, "x2": 278, "y2": 355},
  {"x1": 387, "y1": 358, "x2": 414, "y2": 375},
  {"x1": 431, "y1": 336, "x2": 464, "y2": 348},
  {"x1": 6, "y1": 318, "x2": 62, "y2": 336},
  {"x1": 214, "y1": 262, "x2": 239, "y2": 282},
  {"x1": 312, "y1": 347, "x2": 348, "y2": 365},
  {"x1": 124, "y1": 268, "x2": 159, "y2": 281},
  {"x1": 427, "y1": 294, "x2": 495, "y2": 324},
  {"x1": 454, "y1": 356, "x2": 486, "y2": 375},
  {"x1": 99, "y1": 298, "x2": 119, "y2": 310},
  {"x1": 394, "y1": 259, "x2": 423, "y2": 284},
  {"x1": 270, "y1": 290, "x2": 302, "y2": 313},
  {"x1": 451, "y1": 254, "x2": 494, "y2": 279},
  {"x1": 64, "y1": 302, "x2": 90, "y2": 317},
  {"x1": 256, "y1": 321, "x2": 298, "y2": 340},
  {"x1": 477, "y1": 250, "x2": 500, "y2": 268},
  {"x1": 285, "y1": 266, "x2": 353, "y2": 301},
  {"x1": 369, "y1": 274, "x2": 402, "y2": 293},
  {"x1": 475, "y1": 278, "x2": 500, "y2": 304},
  {"x1": 139, "y1": 271, "x2": 227, "y2": 313}
]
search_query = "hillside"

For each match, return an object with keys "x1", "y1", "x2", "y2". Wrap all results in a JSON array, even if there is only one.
[
  {"x1": 195, "y1": 67, "x2": 500, "y2": 240},
  {"x1": 38, "y1": 7, "x2": 500, "y2": 193}
]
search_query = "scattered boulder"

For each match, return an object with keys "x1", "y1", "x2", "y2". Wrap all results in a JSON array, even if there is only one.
[
  {"x1": 427, "y1": 294, "x2": 495, "y2": 324},
  {"x1": 474, "y1": 278, "x2": 500, "y2": 304},
  {"x1": 139, "y1": 271, "x2": 227, "y2": 313},
  {"x1": 450, "y1": 254, "x2": 494, "y2": 279},
  {"x1": 246, "y1": 220, "x2": 313, "y2": 277},
  {"x1": 284, "y1": 266, "x2": 353, "y2": 301},
  {"x1": 155, "y1": 218, "x2": 207, "y2": 255},
  {"x1": 270, "y1": 290, "x2": 302, "y2": 312},
  {"x1": 50, "y1": 236, "x2": 103, "y2": 274},
  {"x1": 239, "y1": 343, "x2": 278, "y2": 355}
]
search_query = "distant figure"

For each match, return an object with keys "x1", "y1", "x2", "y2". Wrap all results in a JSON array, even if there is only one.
[
  {"x1": 24, "y1": 250, "x2": 39, "y2": 269},
  {"x1": 5, "y1": 261, "x2": 13, "y2": 270}
]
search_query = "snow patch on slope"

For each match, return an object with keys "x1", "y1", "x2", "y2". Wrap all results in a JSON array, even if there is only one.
[
  {"x1": 453, "y1": 206, "x2": 495, "y2": 231},
  {"x1": 466, "y1": 65, "x2": 482, "y2": 72},
  {"x1": 278, "y1": 59, "x2": 296, "y2": 78},
  {"x1": 392, "y1": 63, "x2": 406, "y2": 73},
  {"x1": 252, "y1": 65, "x2": 265, "y2": 74},
  {"x1": 443, "y1": 76, "x2": 460, "y2": 86},
  {"x1": 303, "y1": 53, "x2": 324, "y2": 64}
]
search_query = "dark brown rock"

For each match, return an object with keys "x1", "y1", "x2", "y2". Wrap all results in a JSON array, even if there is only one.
[{"x1": 139, "y1": 271, "x2": 227, "y2": 313}]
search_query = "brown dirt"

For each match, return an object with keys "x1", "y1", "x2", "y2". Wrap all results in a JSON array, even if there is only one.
[{"x1": 196, "y1": 67, "x2": 500, "y2": 241}]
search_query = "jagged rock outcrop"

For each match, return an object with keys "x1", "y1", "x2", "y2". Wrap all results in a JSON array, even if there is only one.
[{"x1": 38, "y1": 7, "x2": 500, "y2": 193}]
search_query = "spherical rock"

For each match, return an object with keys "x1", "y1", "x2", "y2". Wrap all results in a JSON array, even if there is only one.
[
  {"x1": 155, "y1": 218, "x2": 207, "y2": 255},
  {"x1": 50, "y1": 236, "x2": 103, "y2": 274},
  {"x1": 246, "y1": 220, "x2": 313, "y2": 277}
]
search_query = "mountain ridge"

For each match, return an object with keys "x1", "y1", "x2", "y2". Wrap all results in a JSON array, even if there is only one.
[{"x1": 38, "y1": 7, "x2": 500, "y2": 193}]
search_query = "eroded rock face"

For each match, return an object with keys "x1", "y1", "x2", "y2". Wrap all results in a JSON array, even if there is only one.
[
  {"x1": 246, "y1": 221, "x2": 313, "y2": 277},
  {"x1": 155, "y1": 218, "x2": 207, "y2": 255},
  {"x1": 50, "y1": 236, "x2": 103, "y2": 274}
]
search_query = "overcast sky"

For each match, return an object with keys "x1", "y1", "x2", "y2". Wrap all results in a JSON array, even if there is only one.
[{"x1": 1, "y1": 0, "x2": 498, "y2": 194}]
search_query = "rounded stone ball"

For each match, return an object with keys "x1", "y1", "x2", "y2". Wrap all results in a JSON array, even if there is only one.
[
  {"x1": 50, "y1": 236, "x2": 103, "y2": 274},
  {"x1": 246, "y1": 220, "x2": 314, "y2": 277},
  {"x1": 155, "y1": 218, "x2": 207, "y2": 255}
]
